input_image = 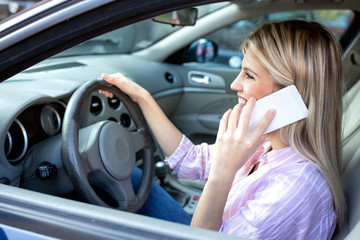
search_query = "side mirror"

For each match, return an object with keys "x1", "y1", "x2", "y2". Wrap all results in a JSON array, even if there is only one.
[
  {"x1": 153, "y1": 8, "x2": 198, "y2": 26},
  {"x1": 185, "y1": 39, "x2": 218, "y2": 62}
]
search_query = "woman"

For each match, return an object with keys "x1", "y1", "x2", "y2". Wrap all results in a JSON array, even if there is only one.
[{"x1": 101, "y1": 20, "x2": 346, "y2": 239}]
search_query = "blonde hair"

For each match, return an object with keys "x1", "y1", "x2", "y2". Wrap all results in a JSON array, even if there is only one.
[{"x1": 241, "y1": 20, "x2": 346, "y2": 228}]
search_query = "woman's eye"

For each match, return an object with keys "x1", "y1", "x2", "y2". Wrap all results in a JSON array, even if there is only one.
[{"x1": 245, "y1": 72, "x2": 254, "y2": 79}]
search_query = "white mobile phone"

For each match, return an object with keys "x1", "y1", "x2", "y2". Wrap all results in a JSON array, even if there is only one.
[{"x1": 243, "y1": 85, "x2": 308, "y2": 134}]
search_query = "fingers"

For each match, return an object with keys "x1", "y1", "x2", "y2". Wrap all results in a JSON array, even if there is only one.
[
  {"x1": 255, "y1": 108, "x2": 276, "y2": 135},
  {"x1": 100, "y1": 72, "x2": 144, "y2": 103},
  {"x1": 101, "y1": 73, "x2": 113, "y2": 84},
  {"x1": 217, "y1": 101, "x2": 246, "y2": 137},
  {"x1": 237, "y1": 97, "x2": 255, "y2": 132},
  {"x1": 100, "y1": 72, "x2": 127, "y2": 98},
  {"x1": 217, "y1": 109, "x2": 232, "y2": 140},
  {"x1": 101, "y1": 72, "x2": 124, "y2": 85},
  {"x1": 100, "y1": 73, "x2": 115, "y2": 97},
  {"x1": 237, "y1": 97, "x2": 276, "y2": 135},
  {"x1": 101, "y1": 73, "x2": 108, "y2": 80},
  {"x1": 98, "y1": 90, "x2": 113, "y2": 98},
  {"x1": 227, "y1": 103, "x2": 244, "y2": 131}
]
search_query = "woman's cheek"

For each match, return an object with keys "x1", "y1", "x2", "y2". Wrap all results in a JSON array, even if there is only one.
[{"x1": 243, "y1": 85, "x2": 256, "y2": 100}]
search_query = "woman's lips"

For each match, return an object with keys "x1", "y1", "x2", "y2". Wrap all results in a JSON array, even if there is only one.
[{"x1": 237, "y1": 94, "x2": 247, "y2": 105}]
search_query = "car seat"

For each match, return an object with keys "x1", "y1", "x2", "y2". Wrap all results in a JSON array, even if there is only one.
[{"x1": 334, "y1": 78, "x2": 360, "y2": 239}]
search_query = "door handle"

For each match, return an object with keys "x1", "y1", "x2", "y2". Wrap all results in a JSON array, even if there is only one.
[{"x1": 189, "y1": 73, "x2": 210, "y2": 85}]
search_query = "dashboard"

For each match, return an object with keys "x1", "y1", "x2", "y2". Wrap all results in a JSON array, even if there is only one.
[
  {"x1": 1, "y1": 87, "x2": 139, "y2": 195},
  {"x1": 5, "y1": 93, "x2": 136, "y2": 167},
  {"x1": 0, "y1": 53, "x2": 186, "y2": 196}
]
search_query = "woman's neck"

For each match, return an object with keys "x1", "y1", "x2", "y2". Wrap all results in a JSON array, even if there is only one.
[{"x1": 268, "y1": 129, "x2": 289, "y2": 150}]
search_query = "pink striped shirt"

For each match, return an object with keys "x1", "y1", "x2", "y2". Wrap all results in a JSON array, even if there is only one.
[{"x1": 165, "y1": 135, "x2": 336, "y2": 239}]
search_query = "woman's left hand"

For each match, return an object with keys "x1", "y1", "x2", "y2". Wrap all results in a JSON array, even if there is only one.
[
  {"x1": 191, "y1": 97, "x2": 275, "y2": 231},
  {"x1": 210, "y1": 97, "x2": 276, "y2": 182}
]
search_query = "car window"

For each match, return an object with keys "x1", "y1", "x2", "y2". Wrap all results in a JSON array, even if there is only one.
[
  {"x1": 205, "y1": 9, "x2": 354, "y2": 68},
  {"x1": 0, "y1": 0, "x2": 38, "y2": 21}
]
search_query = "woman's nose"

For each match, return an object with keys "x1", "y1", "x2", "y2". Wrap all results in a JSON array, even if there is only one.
[{"x1": 230, "y1": 74, "x2": 243, "y2": 91}]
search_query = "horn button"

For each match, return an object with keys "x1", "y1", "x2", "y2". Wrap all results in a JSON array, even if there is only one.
[{"x1": 99, "y1": 122, "x2": 135, "y2": 180}]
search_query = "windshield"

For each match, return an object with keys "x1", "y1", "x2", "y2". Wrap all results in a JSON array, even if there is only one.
[
  {"x1": 55, "y1": 20, "x2": 182, "y2": 57},
  {"x1": 53, "y1": 2, "x2": 231, "y2": 57}
]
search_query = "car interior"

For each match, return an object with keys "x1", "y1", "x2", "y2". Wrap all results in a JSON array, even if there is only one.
[{"x1": 1, "y1": 0, "x2": 360, "y2": 239}]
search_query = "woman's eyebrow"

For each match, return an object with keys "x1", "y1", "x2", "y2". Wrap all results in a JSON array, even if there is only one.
[{"x1": 242, "y1": 67, "x2": 259, "y2": 77}]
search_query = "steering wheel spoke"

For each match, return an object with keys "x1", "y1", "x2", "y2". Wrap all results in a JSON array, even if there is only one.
[
  {"x1": 111, "y1": 178, "x2": 137, "y2": 209},
  {"x1": 88, "y1": 170, "x2": 138, "y2": 210},
  {"x1": 130, "y1": 131, "x2": 150, "y2": 152},
  {"x1": 78, "y1": 122, "x2": 107, "y2": 173}
]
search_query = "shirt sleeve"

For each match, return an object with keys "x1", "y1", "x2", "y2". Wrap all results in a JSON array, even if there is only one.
[{"x1": 164, "y1": 135, "x2": 213, "y2": 183}]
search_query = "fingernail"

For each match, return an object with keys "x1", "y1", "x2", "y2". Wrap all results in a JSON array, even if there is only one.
[
  {"x1": 269, "y1": 108, "x2": 276, "y2": 116},
  {"x1": 249, "y1": 97, "x2": 256, "y2": 103}
]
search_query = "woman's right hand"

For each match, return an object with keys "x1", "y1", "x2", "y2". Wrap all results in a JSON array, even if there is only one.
[
  {"x1": 100, "y1": 73, "x2": 147, "y2": 103},
  {"x1": 100, "y1": 72, "x2": 183, "y2": 156}
]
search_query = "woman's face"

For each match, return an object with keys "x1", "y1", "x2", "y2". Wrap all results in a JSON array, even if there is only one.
[{"x1": 231, "y1": 50, "x2": 278, "y2": 104}]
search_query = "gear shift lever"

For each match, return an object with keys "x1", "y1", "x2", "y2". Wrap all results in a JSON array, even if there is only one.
[
  {"x1": 154, "y1": 160, "x2": 190, "y2": 207},
  {"x1": 155, "y1": 161, "x2": 168, "y2": 186}
]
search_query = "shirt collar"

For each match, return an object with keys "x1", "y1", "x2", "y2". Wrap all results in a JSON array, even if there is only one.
[{"x1": 261, "y1": 145, "x2": 293, "y2": 165}]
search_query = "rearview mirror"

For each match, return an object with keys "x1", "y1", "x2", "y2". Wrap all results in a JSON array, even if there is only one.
[{"x1": 153, "y1": 8, "x2": 198, "y2": 26}]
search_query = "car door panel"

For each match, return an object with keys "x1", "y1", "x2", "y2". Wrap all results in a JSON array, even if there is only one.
[
  {"x1": 170, "y1": 65, "x2": 239, "y2": 144},
  {"x1": 0, "y1": 184, "x2": 242, "y2": 240}
]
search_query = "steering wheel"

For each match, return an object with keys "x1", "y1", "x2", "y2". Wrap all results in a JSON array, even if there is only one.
[{"x1": 61, "y1": 79, "x2": 153, "y2": 212}]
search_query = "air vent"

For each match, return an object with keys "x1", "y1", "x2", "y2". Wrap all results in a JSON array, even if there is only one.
[
  {"x1": 165, "y1": 72, "x2": 175, "y2": 83},
  {"x1": 90, "y1": 96, "x2": 103, "y2": 115},
  {"x1": 120, "y1": 113, "x2": 131, "y2": 128},
  {"x1": 108, "y1": 96, "x2": 121, "y2": 110}
]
